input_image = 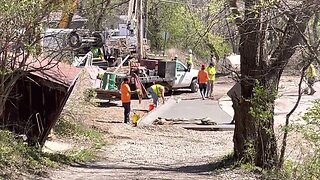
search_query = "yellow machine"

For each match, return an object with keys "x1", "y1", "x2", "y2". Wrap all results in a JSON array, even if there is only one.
[{"x1": 58, "y1": 0, "x2": 78, "y2": 28}]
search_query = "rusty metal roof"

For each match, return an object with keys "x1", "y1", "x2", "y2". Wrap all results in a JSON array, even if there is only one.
[{"x1": 28, "y1": 58, "x2": 82, "y2": 87}]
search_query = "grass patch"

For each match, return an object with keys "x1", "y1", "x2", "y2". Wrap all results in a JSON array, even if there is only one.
[
  {"x1": 209, "y1": 152, "x2": 258, "y2": 172},
  {"x1": 53, "y1": 116, "x2": 105, "y2": 162},
  {"x1": 0, "y1": 130, "x2": 53, "y2": 179},
  {"x1": 55, "y1": 115, "x2": 102, "y2": 140},
  {"x1": 0, "y1": 116, "x2": 105, "y2": 179}
]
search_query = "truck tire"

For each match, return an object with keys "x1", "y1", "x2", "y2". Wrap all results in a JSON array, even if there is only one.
[
  {"x1": 92, "y1": 32, "x2": 104, "y2": 48},
  {"x1": 190, "y1": 79, "x2": 199, "y2": 93},
  {"x1": 68, "y1": 31, "x2": 82, "y2": 48}
]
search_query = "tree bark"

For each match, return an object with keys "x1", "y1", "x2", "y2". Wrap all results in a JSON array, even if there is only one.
[{"x1": 231, "y1": 0, "x2": 314, "y2": 168}]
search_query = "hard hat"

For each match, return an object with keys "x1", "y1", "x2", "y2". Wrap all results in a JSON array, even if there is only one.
[
  {"x1": 175, "y1": 54, "x2": 178, "y2": 58},
  {"x1": 188, "y1": 49, "x2": 192, "y2": 54}
]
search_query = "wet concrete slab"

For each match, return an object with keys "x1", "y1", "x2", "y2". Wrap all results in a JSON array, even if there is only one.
[
  {"x1": 159, "y1": 99, "x2": 232, "y2": 124},
  {"x1": 138, "y1": 98, "x2": 233, "y2": 127}
]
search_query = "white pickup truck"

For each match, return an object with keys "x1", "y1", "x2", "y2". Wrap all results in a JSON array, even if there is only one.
[
  {"x1": 169, "y1": 60, "x2": 199, "y2": 92},
  {"x1": 128, "y1": 60, "x2": 199, "y2": 93},
  {"x1": 95, "y1": 60, "x2": 199, "y2": 100}
]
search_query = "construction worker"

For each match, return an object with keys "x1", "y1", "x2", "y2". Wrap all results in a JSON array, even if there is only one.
[
  {"x1": 120, "y1": 78, "x2": 140, "y2": 123},
  {"x1": 206, "y1": 62, "x2": 216, "y2": 98},
  {"x1": 186, "y1": 49, "x2": 193, "y2": 71},
  {"x1": 305, "y1": 63, "x2": 317, "y2": 95},
  {"x1": 173, "y1": 54, "x2": 178, "y2": 61},
  {"x1": 120, "y1": 78, "x2": 131, "y2": 123},
  {"x1": 198, "y1": 64, "x2": 209, "y2": 100},
  {"x1": 147, "y1": 83, "x2": 165, "y2": 107}
]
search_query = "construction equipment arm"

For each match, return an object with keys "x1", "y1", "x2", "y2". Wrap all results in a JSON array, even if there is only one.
[{"x1": 58, "y1": 0, "x2": 78, "y2": 28}]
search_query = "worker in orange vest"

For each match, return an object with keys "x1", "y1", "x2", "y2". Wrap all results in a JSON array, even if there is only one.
[
  {"x1": 120, "y1": 78, "x2": 131, "y2": 123},
  {"x1": 197, "y1": 64, "x2": 209, "y2": 100},
  {"x1": 120, "y1": 78, "x2": 140, "y2": 124}
]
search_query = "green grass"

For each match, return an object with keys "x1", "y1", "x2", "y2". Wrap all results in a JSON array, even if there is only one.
[
  {"x1": 52, "y1": 117, "x2": 105, "y2": 163},
  {"x1": 0, "y1": 117, "x2": 105, "y2": 179}
]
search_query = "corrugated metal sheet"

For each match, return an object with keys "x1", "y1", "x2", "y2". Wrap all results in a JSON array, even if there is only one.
[{"x1": 28, "y1": 59, "x2": 82, "y2": 87}]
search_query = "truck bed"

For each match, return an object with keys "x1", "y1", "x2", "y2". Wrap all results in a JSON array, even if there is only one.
[
  {"x1": 135, "y1": 76, "x2": 175, "y2": 84},
  {"x1": 95, "y1": 88, "x2": 121, "y2": 100}
]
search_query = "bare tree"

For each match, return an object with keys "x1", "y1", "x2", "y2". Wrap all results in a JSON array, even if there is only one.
[
  {"x1": 80, "y1": 0, "x2": 130, "y2": 31},
  {"x1": 0, "y1": 0, "x2": 64, "y2": 123},
  {"x1": 229, "y1": 0, "x2": 320, "y2": 168}
]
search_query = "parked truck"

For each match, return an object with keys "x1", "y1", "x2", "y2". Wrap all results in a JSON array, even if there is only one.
[{"x1": 117, "y1": 58, "x2": 199, "y2": 93}]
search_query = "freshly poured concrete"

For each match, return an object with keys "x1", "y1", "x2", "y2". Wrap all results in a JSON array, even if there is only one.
[{"x1": 137, "y1": 98, "x2": 234, "y2": 130}]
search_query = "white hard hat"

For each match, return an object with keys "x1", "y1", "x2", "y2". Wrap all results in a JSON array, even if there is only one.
[
  {"x1": 188, "y1": 49, "x2": 192, "y2": 54},
  {"x1": 175, "y1": 54, "x2": 178, "y2": 58}
]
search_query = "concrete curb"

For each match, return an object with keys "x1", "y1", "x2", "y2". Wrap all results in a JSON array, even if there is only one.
[
  {"x1": 182, "y1": 124, "x2": 234, "y2": 131},
  {"x1": 218, "y1": 95, "x2": 234, "y2": 118}
]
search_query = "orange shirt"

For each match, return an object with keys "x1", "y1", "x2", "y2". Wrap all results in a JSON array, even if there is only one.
[
  {"x1": 198, "y1": 70, "x2": 209, "y2": 84},
  {"x1": 120, "y1": 82, "x2": 131, "y2": 103}
]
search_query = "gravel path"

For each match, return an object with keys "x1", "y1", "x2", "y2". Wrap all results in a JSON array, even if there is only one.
[
  {"x1": 48, "y1": 125, "x2": 259, "y2": 180},
  {"x1": 45, "y1": 75, "x2": 259, "y2": 179}
]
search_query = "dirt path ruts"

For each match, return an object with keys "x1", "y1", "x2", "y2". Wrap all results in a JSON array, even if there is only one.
[
  {"x1": 48, "y1": 124, "x2": 258, "y2": 180},
  {"x1": 45, "y1": 75, "x2": 258, "y2": 180}
]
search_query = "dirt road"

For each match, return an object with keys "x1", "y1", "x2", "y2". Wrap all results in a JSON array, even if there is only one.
[
  {"x1": 49, "y1": 126, "x2": 248, "y2": 180},
  {"x1": 44, "y1": 72, "x2": 320, "y2": 179},
  {"x1": 46, "y1": 75, "x2": 260, "y2": 179}
]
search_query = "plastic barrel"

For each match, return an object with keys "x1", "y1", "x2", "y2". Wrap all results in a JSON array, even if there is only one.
[
  {"x1": 103, "y1": 73, "x2": 109, "y2": 90},
  {"x1": 108, "y1": 73, "x2": 117, "y2": 90}
]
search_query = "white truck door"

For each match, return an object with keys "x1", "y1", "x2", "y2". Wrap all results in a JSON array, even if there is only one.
[
  {"x1": 174, "y1": 62, "x2": 187, "y2": 88},
  {"x1": 174, "y1": 62, "x2": 193, "y2": 88}
]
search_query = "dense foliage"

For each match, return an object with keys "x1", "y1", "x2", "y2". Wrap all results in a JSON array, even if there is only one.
[{"x1": 147, "y1": 0, "x2": 232, "y2": 59}]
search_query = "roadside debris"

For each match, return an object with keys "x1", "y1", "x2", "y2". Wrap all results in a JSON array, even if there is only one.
[{"x1": 153, "y1": 117, "x2": 217, "y2": 126}]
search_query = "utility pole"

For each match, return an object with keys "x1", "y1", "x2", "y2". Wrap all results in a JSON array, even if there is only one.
[
  {"x1": 136, "y1": 0, "x2": 143, "y2": 61},
  {"x1": 143, "y1": 0, "x2": 148, "y2": 39}
]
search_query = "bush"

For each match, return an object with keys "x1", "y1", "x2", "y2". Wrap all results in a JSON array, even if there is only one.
[
  {"x1": 0, "y1": 130, "x2": 45, "y2": 178},
  {"x1": 283, "y1": 100, "x2": 320, "y2": 179},
  {"x1": 83, "y1": 88, "x2": 97, "y2": 102},
  {"x1": 55, "y1": 116, "x2": 103, "y2": 141}
]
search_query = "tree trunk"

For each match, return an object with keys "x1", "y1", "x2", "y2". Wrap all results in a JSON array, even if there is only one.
[
  {"x1": 232, "y1": 0, "x2": 313, "y2": 168},
  {"x1": 233, "y1": 57, "x2": 280, "y2": 168}
]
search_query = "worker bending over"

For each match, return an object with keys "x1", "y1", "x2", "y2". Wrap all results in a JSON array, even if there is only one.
[
  {"x1": 206, "y1": 62, "x2": 216, "y2": 98},
  {"x1": 198, "y1": 64, "x2": 209, "y2": 100},
  {"x1": 147, "y1": 84, "x2": 165, "y2": 107}
]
